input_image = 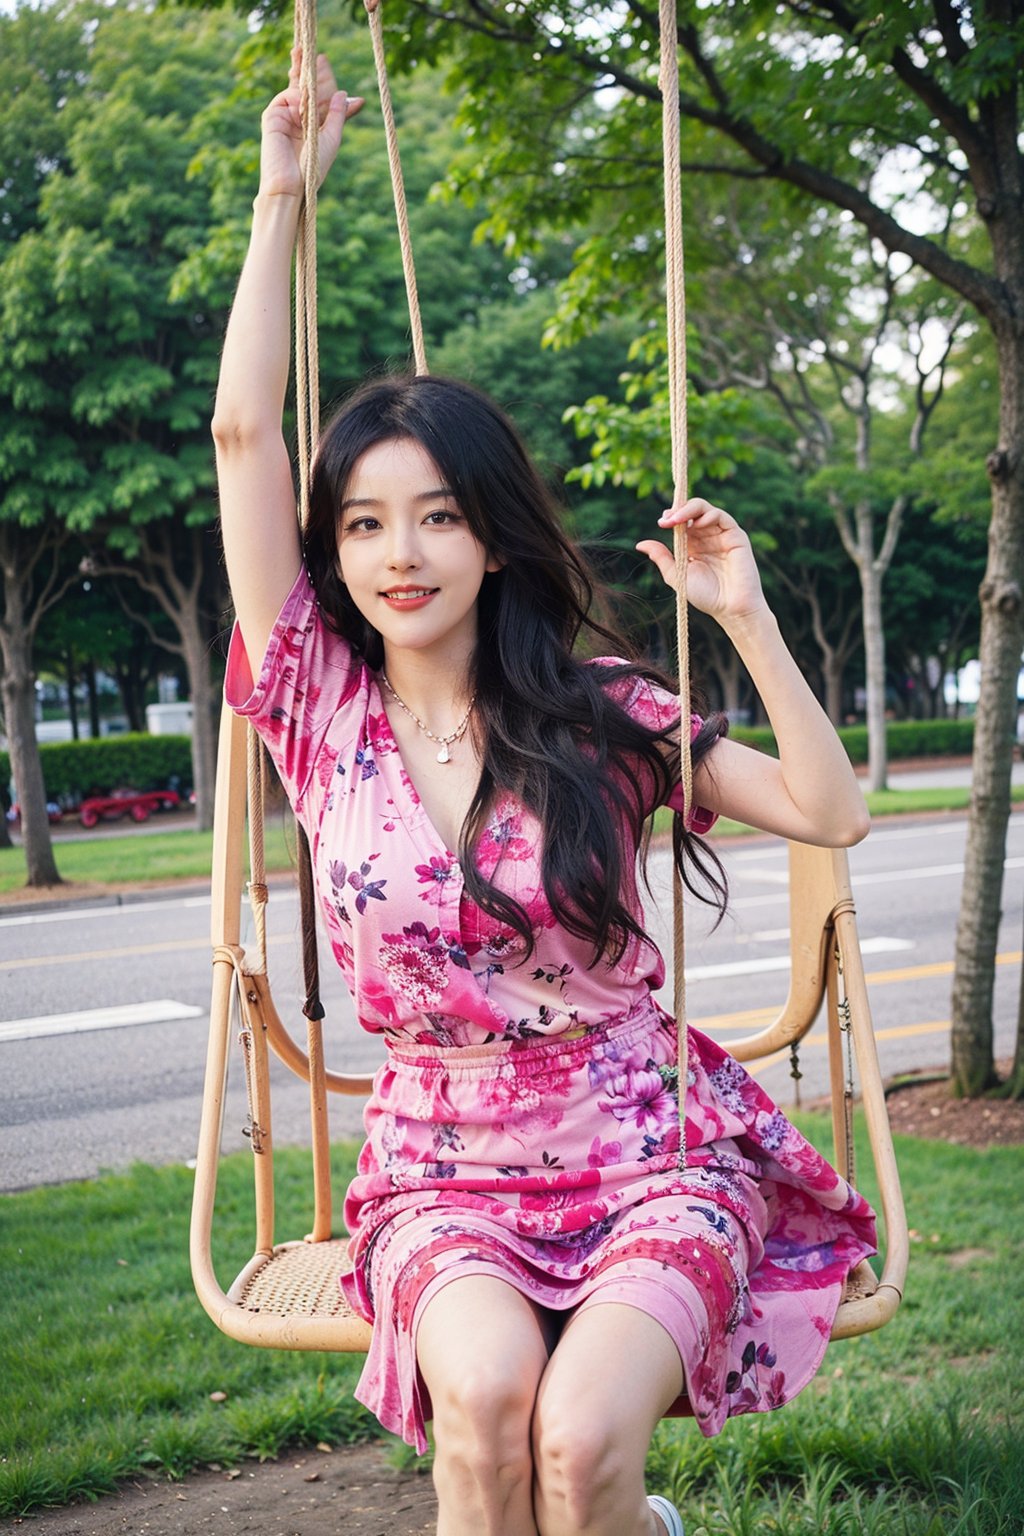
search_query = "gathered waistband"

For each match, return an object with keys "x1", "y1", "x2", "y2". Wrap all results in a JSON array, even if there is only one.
[{"x1": 385, "y1": 995, "x2": 672, "y2": 1079}]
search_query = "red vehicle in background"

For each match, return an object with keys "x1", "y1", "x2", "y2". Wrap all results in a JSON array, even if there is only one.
[{"x1": 79, "y1": 788, "x2": 180, "y2": 828}]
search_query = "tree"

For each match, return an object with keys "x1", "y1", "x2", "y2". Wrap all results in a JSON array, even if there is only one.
[
  {"x1": 0, "y1": 1, "x2": 253, "y2": 853},
  {"x1": 0, "y1": 1, "x2": 90, "y2": 882},
  {"x1": 0, "y1": 526, "x2": 79, "y2": 882},
  {"x1": 369, "y1": 0, "x2": 1024, "y2": 1095},
  {"x1": 1, "y1": 0, "x2": 535, "y2": 877}
]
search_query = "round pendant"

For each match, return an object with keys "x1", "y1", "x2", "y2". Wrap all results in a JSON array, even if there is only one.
[{"x1": 436, "y1": 743, "x2": 451, "y2": 764}]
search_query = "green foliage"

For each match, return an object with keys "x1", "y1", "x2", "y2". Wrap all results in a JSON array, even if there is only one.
[
  {"x1": 0, "y1": 3, "x2": 247, "y2": 545},
  {"x1": 730, "y1": 718, "x2": 976, "y2": 765},
  {"x1": 565, "y1": 373, "x2": 754, "y2": 501},
  {"x1": 1, "y1": 734, "x2": 194, "y2": 804}
]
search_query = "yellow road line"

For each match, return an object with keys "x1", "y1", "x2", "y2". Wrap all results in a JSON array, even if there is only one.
[
  {"x1": 1, "y1": 933, "x2": 288, "y2": 971},
  {"x1": 4, "y1": 942, "x2": 1022, "y2": 996},
  {"x1": 745, "y1": 1020, "x2": 951, "y2": 1077},
  {"x1": 694, "y1": 952, "x2": 1021, "y2": 1032}
]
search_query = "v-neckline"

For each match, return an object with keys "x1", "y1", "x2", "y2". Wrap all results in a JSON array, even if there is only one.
[{"x1": 368, "y1": 672, "x2": 473, "y2": 858}]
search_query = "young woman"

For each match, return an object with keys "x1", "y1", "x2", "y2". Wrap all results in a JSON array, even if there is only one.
[{"x1": 214, "y1": 51, "x2": 875, "y2": 1536}]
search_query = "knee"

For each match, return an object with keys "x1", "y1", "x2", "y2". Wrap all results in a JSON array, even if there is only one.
[
  {"x1": 431, "y1": 1366, "x2": 536, "y2": 1498},
  {"x1": 533, "y1": 1399, "x2": 628, "y2": 1530}
]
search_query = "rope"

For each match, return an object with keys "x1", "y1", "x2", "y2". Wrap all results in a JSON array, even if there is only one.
[
  {"x1": 294, "y1": 0, "x2": 320, "y2": 525},
  {"x1": 246, "y1": 727, "x2": 269, "y2": 976},
  {"x1": 365, "y1": 0, "x2": 428, "y2": 376},
  {"x1": 659, "y1": 0, "x2": 692, "y2": 1170}
]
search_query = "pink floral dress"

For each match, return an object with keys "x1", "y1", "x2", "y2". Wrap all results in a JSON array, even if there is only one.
[{"x1": 226, "y1": 567, "x2": 876, "y2": 1453}]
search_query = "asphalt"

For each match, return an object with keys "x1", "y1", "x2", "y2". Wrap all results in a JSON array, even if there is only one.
[{"x1": 3, "y1": 755, "x2": 1021, "y2": 920}]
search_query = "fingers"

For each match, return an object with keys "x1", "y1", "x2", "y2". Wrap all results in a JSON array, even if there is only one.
[
  {"x1": 657, "y1": 497, "x2": 734, "y2": 531},
  {"x1": 285, "y1": 49, "x2": 363, "y2": 130},
  {"x1": 635, "y1": 539, "x2": 676, "y2": 588}
]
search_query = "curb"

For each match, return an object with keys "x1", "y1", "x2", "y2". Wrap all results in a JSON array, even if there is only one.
[{"x1": 0, "y1": 874, "x2": 297, "y2": 919}]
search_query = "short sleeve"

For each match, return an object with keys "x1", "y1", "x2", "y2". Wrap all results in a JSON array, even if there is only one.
[
  {"x1": 593, "y1": 659, "x2": 718, "y2": 834},
  {"x1": 637, "y1": 681, "x2": 718, "y2": 834},
  {"x1": 224, "y1": 567, "x2": 361, "y2": 808}
]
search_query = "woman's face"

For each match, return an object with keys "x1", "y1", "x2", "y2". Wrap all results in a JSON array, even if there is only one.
[{"x1": 336, "y1": 436, "x2": 500, "y2": 666}]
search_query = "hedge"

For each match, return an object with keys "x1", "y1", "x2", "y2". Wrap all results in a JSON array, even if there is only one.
[
  {"x1": 0, "y1": 718, "x2": 981, "y2": 804},
  {"x1": 1, "y1": 734, "x2": 193, "y2": 805},
  {"x1": 729, "y1": 716, "x2": 976, "y2": 764}
]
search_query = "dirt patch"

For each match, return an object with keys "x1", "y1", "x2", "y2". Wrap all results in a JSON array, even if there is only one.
[
  {"x1": 6, "y1": 1443, "x2": 438, "y2": 1536},
  {"x1": 882, "y1": 1059, "x2": 1024, "y2": 1149}
]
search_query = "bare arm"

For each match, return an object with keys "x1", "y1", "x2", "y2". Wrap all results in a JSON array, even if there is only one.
[
  {"x1": 212, "y1": 52, "x2": 362, "y2": 674},
  {"x1": 638, "y1": 499, "x2": 870, "y2": 847}
]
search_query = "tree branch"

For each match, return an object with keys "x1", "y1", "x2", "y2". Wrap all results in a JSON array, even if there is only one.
[
  {"x1": 875, "y1": 491, "x2": 908, "y2": 576},
  {"x1": 781, "y1": 0, "x2": 988, "y2": 167},
  {"x1": 828, "y1": 491, "x2": 861, "y2": 567},
  {"x1": 673, "y1": 32, "x2": 1005, "y2": 323}
]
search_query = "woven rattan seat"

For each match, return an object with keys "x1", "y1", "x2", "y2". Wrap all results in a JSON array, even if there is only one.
[{"x1": 232, "y1": 1238, "x2": 355, "y2": 1316}]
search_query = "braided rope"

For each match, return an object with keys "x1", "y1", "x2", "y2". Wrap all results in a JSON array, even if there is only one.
[
  {"x1": 365, "y1": 0, "x2": 428, "y2": 376},
  {"x1": 660, "y1": 0, "x2": 692, "y2": 1170},
  {"x1": 294, "y1": 0, "x2": 320, "y2": 525},
  {"x1": 246, "y1": 726, "x2": 269, "y2": 976}
]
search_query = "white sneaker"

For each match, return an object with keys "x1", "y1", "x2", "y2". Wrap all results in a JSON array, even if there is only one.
[{"x1": 648, "y1": 1493, "x2": 685, "y2": 1536}]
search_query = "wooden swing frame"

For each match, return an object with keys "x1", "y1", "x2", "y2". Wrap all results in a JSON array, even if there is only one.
[
  {"x1": 189, "y1": 704, "x2": 909, "y2": 1359},
  {"x1": 190, "y1": 0, "x2": 907, "y2": 1383}
]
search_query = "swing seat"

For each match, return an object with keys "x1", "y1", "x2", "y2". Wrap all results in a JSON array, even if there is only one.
[{"x1": 190, "y1": 702, "x2": 908, "y2": 1366}]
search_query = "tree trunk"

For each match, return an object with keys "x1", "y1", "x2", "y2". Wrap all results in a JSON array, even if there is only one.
[
  {"x1": 1010, "y1": 903, "x2": 1024, "y2": 1098},
  {"x1": 84, "y1": 657, "x2": 101, "y2": 738},
  {"x1": 0, "y1": 638, "x2": 61, "y2": 887},
  {"x1": 823, "y1": 652, "x2": 844, "y2": 727},
  {"x1": 701, "y1": 626, "x2": 746, "y2": 717},
  {"x1": 66, "y1": 646, "x2": 80, "y2": 740},
  {"x1": 181, "y1": 615, "x2": 217, "y2": 832},
  {"x1": 114, "y1": 657, "x2": 147, "y2": 733},
  {"x1": 952, "y1": 316, "x2": 1024, "y2": 1097},
  {"x1": 858, "y1": 518, "x2": 888, "y2": 794}
]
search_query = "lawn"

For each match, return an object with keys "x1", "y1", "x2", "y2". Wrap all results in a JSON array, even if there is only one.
[
  {"x1": 3, "y1": 785, "x2": 1020, "y2": 897},
  {"x1": 1, "y1": 1118, "x2": 1021, "y2": 1532},
  {"x1": 0, "y1": 814, "x2": 297, "y2": 896}
]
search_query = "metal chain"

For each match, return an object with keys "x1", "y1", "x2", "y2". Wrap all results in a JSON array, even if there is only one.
[{"x1": 834, "y1": 939, "x2": 857, "y2": 1185}]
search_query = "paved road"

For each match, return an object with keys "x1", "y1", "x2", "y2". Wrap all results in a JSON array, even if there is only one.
[{"x1": 2, "y1": 811, "x2": 1022, "y2": 1192}]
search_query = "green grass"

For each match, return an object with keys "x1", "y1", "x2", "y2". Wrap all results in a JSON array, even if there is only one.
[
  {"x1": 865, "y1": 782, "x2": 1024, "y2": 817},
  {"x1": 1, "y1": 1119, "x2": 1021, "y2": 1531},
  {"x1": 3, "y1": 785, "x2": 1021, "y2": 898},
  {"x1": 0, "y1": 814, "x2": 297, "y2": 896}
]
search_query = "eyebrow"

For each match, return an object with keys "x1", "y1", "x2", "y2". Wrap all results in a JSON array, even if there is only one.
[{"x1": 339, "y1": 487, "x2": 455, "y2": 513}]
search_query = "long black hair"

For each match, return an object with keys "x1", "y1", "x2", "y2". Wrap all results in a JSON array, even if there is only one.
[{"x1": 303, "y1": 373, "x2": 727, "y2": 965}]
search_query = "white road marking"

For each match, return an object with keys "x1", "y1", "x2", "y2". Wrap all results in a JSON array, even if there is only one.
[
  {"x1": 0, "y1": 889, "x2": 303, "y2": 929},
  {"x1": 726, "y1": 856, "x2": 1024, "y2": 907},
  {"x1": 852, "y1": 856, "x2": 1024, "y2": 888},
  {"x1": 736, "y1": 866, "x2": 790, "y2": 884},
  {"x1": 686, "y1": 936, "x2": 912, "y2": 982},
  {"x1": 0, "y1": 999, "x2": 204, "y2": 1043}
]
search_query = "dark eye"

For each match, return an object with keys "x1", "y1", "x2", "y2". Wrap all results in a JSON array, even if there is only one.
[
  {"x1": 425, "y1": 509, "x2": 460, "y2": 526},
  {"x1": 345, "y1": 515, "x2": 381, "y2": 533}
]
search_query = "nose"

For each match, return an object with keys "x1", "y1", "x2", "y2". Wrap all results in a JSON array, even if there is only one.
[{"x1": 385, "y1": 523, "x2": 422, "y2": 571}]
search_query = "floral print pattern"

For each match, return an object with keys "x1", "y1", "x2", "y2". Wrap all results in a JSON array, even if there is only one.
[{"x1": 226, "y1": 568, "x2": 877, "y2": 1455}]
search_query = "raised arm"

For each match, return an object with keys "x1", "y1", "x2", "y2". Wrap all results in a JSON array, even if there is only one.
[
  {"x1": 637, "y1": 499, "x2": 870, "y2": 848},
  {"x1": 212, "y1": 52, "x2": 363, "y2": 674}
]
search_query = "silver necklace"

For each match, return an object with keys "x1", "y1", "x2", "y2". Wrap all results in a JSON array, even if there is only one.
[{"x1": 380, "y1": 672, "x2": 476, "y2": 764}]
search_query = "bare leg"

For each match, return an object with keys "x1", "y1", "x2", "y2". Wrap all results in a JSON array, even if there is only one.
[
  {"x1": 532, "y1": 1302, "x2": 684, "y2": 1536},
  {"x1": 417, "y1": 1275, "x2": 555, "y2": 1536}
]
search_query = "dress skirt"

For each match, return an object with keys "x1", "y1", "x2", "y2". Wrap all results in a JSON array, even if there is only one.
[{"x1": 341, "y1": 997, "x2": 877, "y2": 1453}]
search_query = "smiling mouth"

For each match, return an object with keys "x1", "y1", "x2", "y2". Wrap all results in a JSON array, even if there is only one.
[{"x1": 381, "y1": 588, "x2": 439, "y2": 601}]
